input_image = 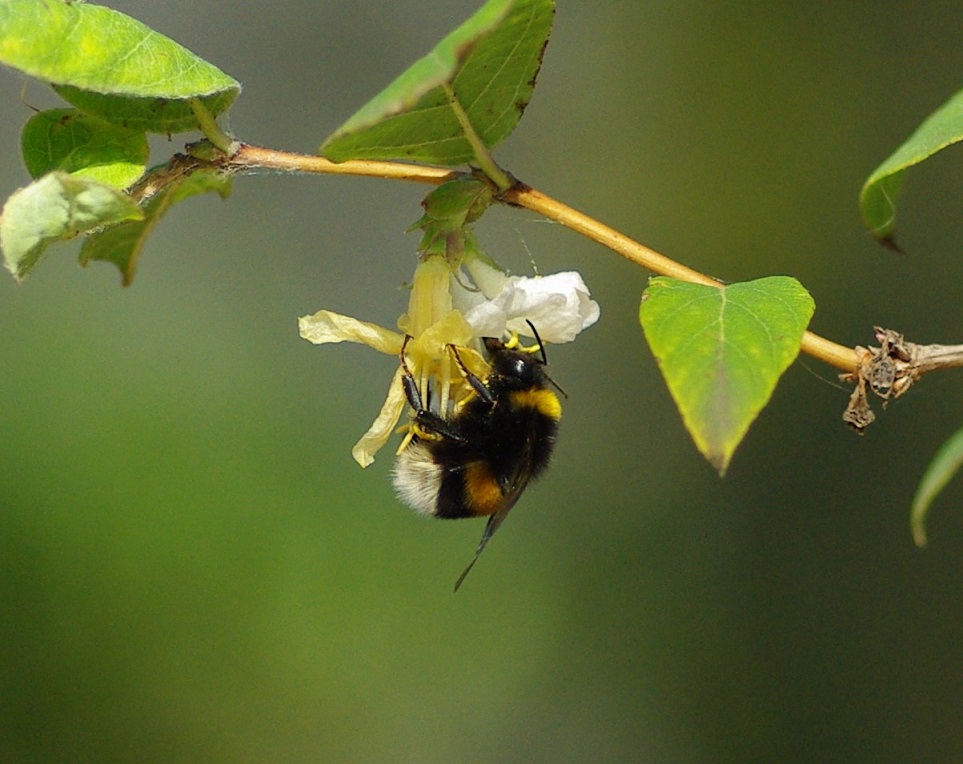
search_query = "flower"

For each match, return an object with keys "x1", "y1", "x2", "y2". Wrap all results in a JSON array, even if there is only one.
[
  {"x1": 457, "y1": 257, "x2": 600, "y2": 343},
  {"x1": 299, "y1": 253, "x2": 600, "y2": 468}
]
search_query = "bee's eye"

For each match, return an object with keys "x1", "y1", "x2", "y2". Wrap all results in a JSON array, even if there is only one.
[{"x1": 501, "y1": 357, "x2": 537, "y2": 387}]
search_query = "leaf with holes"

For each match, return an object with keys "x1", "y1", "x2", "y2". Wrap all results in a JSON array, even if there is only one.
[
  {"x1": 321, "y1": 0, "x2": 554, "y2": 165},
  {"x1": 1, "y1": 172, "x2": 144, "y2": 282},
  {"x1": 640, "y1": 276, "x2": 815, "y2": 475}
]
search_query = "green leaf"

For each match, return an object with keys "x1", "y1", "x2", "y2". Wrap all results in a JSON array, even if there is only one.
[
  {"x1": 860, "y1": 87, "x2": 963, "y2": 246},
  {"x1": 911, "y1": 426, "x2": 963, "y2": 547},
  {"x1": 321, "y1": 0, "x2": 554, "y2": 165},
  {"x1": 21, "y1": 108, "x2": 149, "y2": 188},
  {"x1": 51, "y1": 86, "x2": 239, "y2": 134},
  {"x1": 640, "y1": 276, "x2": 815, "y2": 475},
  {"x1": 1, "y1": 171, "x2": 143, "y2": 282},
  {"x1": 0, "y1": 0, "x2": 240, "y2": 133},
  {"x1": 80, "y1": 169, "x2": 231, "y2": 286},
  {"x1": 410, "y1": 178, "x2": 493, "y2": 257}
]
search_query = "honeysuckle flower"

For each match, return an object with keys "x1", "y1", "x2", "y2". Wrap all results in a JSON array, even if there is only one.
[
  {"x1": 299, "y1": 252, "x2": 600, "y2": 468},
  {"x1": 457, "y1": 256, "x2": 600, "y2": 343}
]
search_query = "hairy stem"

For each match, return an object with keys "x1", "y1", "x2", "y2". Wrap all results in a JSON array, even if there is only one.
[
  {"x1": 189, "y1": 99, "x2": 235, "y2": 154},
  {"x1": 231, "y1": 144, "x2": 456, "y2": 184}
]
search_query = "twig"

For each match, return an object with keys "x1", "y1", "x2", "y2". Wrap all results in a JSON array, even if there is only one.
[
  {"x1": 174, "y1": 143, "x2": 862, "y2": 374},
  {"x1": 842, "y1": 327, "x2": 963, "y2": 432},
  {"x1": 506, "y1": 184, "x2": 858, "y2": 372},
  {"x1": 230, "y1": 143, "x2": 456, "y2": 184}
]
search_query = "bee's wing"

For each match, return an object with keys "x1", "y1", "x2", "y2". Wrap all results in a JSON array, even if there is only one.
[{"x1": 452, "y1": 480, "x2": 528, "y2": 592}]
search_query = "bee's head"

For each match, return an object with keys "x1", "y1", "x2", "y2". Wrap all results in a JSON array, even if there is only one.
[{"x1": 482, "y1": 336, "x2": 546, "y2": 391}]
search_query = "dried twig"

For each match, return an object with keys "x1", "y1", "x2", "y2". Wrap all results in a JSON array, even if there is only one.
[{"x1": 842, "y1": 327, "x2": 963, "y2": 432}]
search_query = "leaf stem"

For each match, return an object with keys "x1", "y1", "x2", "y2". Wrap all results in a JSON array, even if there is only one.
[
  {"x1": 219, "y1": 144, "x2": 857, "y2": 371},
  {"x1": 189, "y1": 99, "x2": 235, "y2": 154},
  {"x1": 442, "y1": 84, "x2": 513, "y2": 192}
]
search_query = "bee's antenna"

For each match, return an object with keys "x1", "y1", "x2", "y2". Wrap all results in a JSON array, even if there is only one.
[
  {"x1": 522, "y1": 320, "x2": 568, "y2": 398},
  {"x1": 525, "y1": 320, "x2": 548, "y2": 365}
]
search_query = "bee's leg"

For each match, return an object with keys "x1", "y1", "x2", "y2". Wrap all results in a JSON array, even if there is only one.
[
  {"x1": 399, "y1": 336, "x2": 463, "y2": 442},
  {"x1": 447, "y1": 344, "x2": 494, "y2": 405},
  {"x1": 398, "y1": 339, "x2": 425, "y2": 412}
]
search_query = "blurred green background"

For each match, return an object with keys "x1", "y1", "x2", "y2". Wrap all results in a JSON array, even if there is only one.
[{"x1": 2, "y1": 1, "x2": 963, "y2": 761}]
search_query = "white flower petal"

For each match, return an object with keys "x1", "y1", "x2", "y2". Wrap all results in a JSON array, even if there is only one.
[
  {"x1": 449, "y1": 271, "x2": 486, "y2": 314},
  {"x1": 463, "y1": 270, "x2": 600, "y2": 343},
  {"x1": 506, "y1": 272, "x2": 600, "y2": 343},
  {"x1": 460, "y1": 298, "x2": 509, "y2": 339},
  {"x1": 464, "y1": 256, "x2": 509, "y2": 298}
]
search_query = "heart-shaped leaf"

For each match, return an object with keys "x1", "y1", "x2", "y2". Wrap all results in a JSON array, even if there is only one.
[
  {"x1": 21, "y1": 108, "x2": 149, "y2": 189},
  {"x1": 0, "y1": 0, "x2": 240, "y2": 133},
  {"x1": 321, "y1": 0, "x2": 554, "y2": 165},
  {"x1": 640, "y1": 276, "x2": 815, "y2": 474},
  {"x1": 1, "y1": 172, "x2": 144, "y2": 282},
  {"x1": 860, "y1": 87, "x2": 963, "y2": 247}
]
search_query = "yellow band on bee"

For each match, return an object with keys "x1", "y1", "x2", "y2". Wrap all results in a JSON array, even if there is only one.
[{"x1": 509, "y1": 388, "x2": 562, "y2": 420}]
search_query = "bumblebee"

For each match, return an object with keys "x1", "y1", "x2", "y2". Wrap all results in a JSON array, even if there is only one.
[{"x1": 391, "y1": 325, "x2": 562, "y2": 591}]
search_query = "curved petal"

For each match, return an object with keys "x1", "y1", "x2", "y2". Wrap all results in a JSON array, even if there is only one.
[
  {"x1": 463, "y1": 255, "x2": 509, "y2": 298},
  {"x1": 351, "y1": 366, "x2": 408, "y2": 468},
  {"x1": 299, "y1": 309, "x2": 404, "y2": 355},
  {"x1": 461, "y1": 270, "x2": 601, "y2": 343},
  {"x1": 504, "y1": 271, "x2": 600, "y2": 343}
]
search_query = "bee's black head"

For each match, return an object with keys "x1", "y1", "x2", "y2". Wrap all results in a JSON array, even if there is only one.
[{"x1": 483, "y1": 336, "x2": 547, "y2": 391}]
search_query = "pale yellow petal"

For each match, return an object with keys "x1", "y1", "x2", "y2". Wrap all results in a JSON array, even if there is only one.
[
  {"x1": 298, "y1": 310, "x2": 404, "y2": 354},
  {"x1": 351, "y1": 366, "x2": 407, "y2": 468},
  {"x1": 418, "y1": 310, "x2": 474, "y2": 350},
  {"x1": 397, "y1": 255, "x2": 454, "y2": 338},
  {"x1": 404, "y1": 310, "x2": 481, "y2": 393}
]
